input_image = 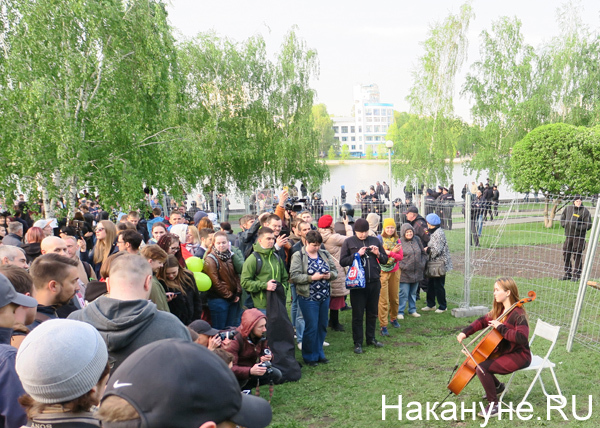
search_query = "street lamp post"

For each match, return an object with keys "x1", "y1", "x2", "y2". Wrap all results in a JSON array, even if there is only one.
[{"x1": 386, "y1": 140, "x2": 394, "y2": 218}]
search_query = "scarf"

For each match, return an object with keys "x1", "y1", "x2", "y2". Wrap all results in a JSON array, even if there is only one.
[{"x1": 213, "y1": 248, "x2": 232, "y2": 262}]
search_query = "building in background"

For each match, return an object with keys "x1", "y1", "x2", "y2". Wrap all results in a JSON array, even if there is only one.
[{"x1": 332, "y1": 84, "x2": 394, "y2": 157}]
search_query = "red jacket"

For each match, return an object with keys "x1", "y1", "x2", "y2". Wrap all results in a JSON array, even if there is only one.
[{"x1": 223, "y1": 308, "x2": 270, "y2": 381}]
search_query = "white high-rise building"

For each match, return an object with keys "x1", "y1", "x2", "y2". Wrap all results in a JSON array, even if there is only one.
[{"x1": 332, "y1": 84, "x2": 394, "y2": 156}]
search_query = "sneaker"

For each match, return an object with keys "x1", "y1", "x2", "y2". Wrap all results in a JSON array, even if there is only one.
[
  {"x1": 332, "y1": 323, "x2": 345, "y2": 332},
  {"x1": 477, "y1": 402, "x2": 499, "y2": 418},
  {"x1": 323, "y1": 341, "x2": 330, "y2": 347},
  {"x1": 421, "y1": 306, "x2": 436, "y2": 312},
  {"x1": 380, "y1": 327, "x2": 390, "y2": 337},
  {"x1": 390, "y1": 320, "x2": 401, "y2": 328},
  {"x1": 354, "y1": 344, "x2": 363, "y2": 354},
  {"x1": 367, "y1": 340, "x2": 384, "y2": 348},
  {"x1": 297, "y1": 342, "x2": 302, "y2": 350},
  {"x1": 435, "y1": 308, "x2": 447, "y2": 313},
  {"x1": 397, "y1": 314, "x2": 404, "y2": 320},
  {"x1": 410, "y1": 312, "x2": 421, "y2": 318}
]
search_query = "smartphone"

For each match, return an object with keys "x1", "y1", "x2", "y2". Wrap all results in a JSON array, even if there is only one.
[{"x1": 343, "y1": 212, "x2": 347, "y2": 220}]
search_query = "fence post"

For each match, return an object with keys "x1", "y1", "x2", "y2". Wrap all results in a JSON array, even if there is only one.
[
  {"x1": 567, "y1": 198, "x2": 600, "y2": 351},
  {"x1": 463, "y1": 192, "x2": 471, "y2": 308}
]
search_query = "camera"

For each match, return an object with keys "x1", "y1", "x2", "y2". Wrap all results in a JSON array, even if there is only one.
[
  {"x1": 218, "y1": 330, "x2": 236, "y2": 341},
  {"x1": 284, "y1": 197, "x2": 308, "y2": 212},
  {"x1": 365, "y1": 247, "x2": 373, "y2": 253},
  {"x1": 258, "y1": 360, "x2": 274, "y2": 374}
]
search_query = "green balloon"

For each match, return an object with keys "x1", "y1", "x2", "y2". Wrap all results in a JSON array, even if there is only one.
[
  {"x1": 194, "y1": 272, "x2": 212, "y2": 291},
  {"x1": 186, "y1": 256, "x2": 204, "y2": 273}
]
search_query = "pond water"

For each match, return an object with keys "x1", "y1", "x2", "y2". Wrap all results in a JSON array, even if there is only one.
[
  {"x1": 224, "y1": 160, "x2": 521, "y2": 210},
  {"x1": 320, "y1": 160, "x2": 520, "y2": 204}
]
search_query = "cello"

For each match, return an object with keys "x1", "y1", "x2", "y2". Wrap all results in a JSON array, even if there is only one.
[{"x1": 447, "y1": 291, "x2": 536, "y2": 396}]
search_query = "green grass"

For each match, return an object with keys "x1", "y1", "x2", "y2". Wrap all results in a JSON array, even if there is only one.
[{"x1": 266, "y1": 306, "x2": 599, "y2": 427}]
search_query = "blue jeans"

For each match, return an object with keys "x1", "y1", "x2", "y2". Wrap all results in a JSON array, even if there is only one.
[
  {"x1": 477, "y1": 214, "x2": 484, "y2": 237},
  {"x1": 398, "y1": 282, "x2": 419, "y2": 314},
  {"x1": 290, "y1": 284, "x2": 305, "y2": 343},
  {"x1": 207, "y1": 298, "x2": 240, "y2": 330},
  {"x1": 298, "y1": 296, "x2": 329, "y2": 363}
]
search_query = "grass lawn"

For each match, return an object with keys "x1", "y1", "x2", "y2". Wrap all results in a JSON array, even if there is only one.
[{"x1": 266, "y1": 305, "x2": 599, "y2": 427}]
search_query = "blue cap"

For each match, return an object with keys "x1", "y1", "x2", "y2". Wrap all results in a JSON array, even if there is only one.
[{"x1": 426, "y1": 213, "x2": 441, "y2": 226}]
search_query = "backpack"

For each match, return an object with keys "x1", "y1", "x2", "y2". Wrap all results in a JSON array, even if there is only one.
[{"x1": 252, "y1": 251, "x2": 281, "y2": 277}]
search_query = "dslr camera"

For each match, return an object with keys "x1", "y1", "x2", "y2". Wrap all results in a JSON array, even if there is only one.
[{"x1": 258, "y1": 361, "x2": 274, "y2": 374}]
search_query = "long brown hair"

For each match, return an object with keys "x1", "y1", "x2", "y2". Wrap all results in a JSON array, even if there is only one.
[
  {"x1": 156, "y1": 254, "x2": 194, "y2": 295},
  {"x1": 93, "y1": 220, "x2": 117, "y2": 265},
  {"x1": 489, "y1": 277, "x2": 525, "y2": 320}
]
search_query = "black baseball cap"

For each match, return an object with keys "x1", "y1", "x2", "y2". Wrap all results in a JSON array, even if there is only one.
[
  {"x1": 188, "y1": 320, "x2": 219, "y2": 336},
  {"x1": 0, "y1": 273, "x2": 37, "y2": 309},
  {"x1": 403, "y1": 206, "x2": 419, "y2": 215},
  {"x1": 101, "y1": 339, "x2": 272, "y2": 428}
]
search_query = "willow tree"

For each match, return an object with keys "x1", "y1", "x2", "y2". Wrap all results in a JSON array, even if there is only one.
[
  {"x1": 394, "y1": 2, "x2": 474, "y2": 184},
  {"x1": 179, "y1": 28, "x2": 328, "y2": 195},
  {"x1": 0, "y1": 0, "x2": 187, "y2": 215}
]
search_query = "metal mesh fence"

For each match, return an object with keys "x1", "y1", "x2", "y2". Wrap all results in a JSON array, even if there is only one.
[
  {"x1": 442, "y1": 192, "x2": 600, "y2": 354},
  {"x1": 204, "y1": 189, "x2": 600, "y2": 354}
]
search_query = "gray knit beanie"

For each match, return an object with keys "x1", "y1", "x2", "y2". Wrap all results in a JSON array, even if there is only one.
[{"x1": 16, "y1": 318, "x2": 108, "y2": 403}]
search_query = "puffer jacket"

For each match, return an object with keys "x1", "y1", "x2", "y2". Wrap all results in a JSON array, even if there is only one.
[
  {"x1": 319, "y1": 226, "x2": 351, "y2": 297},
  {"x1": 203, "y1": 251, "x2": 242, "y2": 301},
  {"x1": 397, "y1": 223, "x2": 427, "y2": 283}
]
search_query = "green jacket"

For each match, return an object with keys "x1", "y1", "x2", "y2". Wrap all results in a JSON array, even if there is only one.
[
  {"x1": 149, "y1": 275, "x2": 170, "y2": 313},
  {"x1": 241, "y1": 242, "x2": 289, "y2": 309}
]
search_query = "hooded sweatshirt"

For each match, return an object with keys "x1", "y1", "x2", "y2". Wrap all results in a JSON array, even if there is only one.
[
  {"x1": 223, "y1": 308, "x2": 269, "y2": 381},
  {"x1": 240, "y1": 242, "x2": 289, "y2": 309},
  {"x1": 398, "y1": 223, "x2": 427, "y2": 283},
  {"x1": 68, "y1": 297, "x2": 191, "y2": 371},
  {"x1": 366, "y1": 213, "x2": 380, "y2": 237}
]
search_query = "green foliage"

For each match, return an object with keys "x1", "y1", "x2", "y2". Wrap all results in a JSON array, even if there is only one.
[
  {"x1": 340, "y1": 144, "x2": 350, "y2": 160},
  {"x1": 397, "y1": 2, "x2": 473, "y2": 185},
  {"x1": 462, "y1": 16, "x2": 538, "y2": 181},
  {"x1": 365, "y1": 145, "x2": 374, "y2": 160},
  {"x1": 509, "y1": 123, "x2": 600, "y2": 195},
  {"x1": 0, "y1": 4, "x2": 328, "y2": 213},
  {"x1": 377, "y1": 143, "x2": 386, "y2": 159},
  {"x1": 312, "y1": 104, "x2": 336, "y2": 154},
  {"x1": 327, "y1": 146, "x2": 336, "y2": 160},
  {"x1": 463, "y1": 5, "x2": 600, "y2": 180}
]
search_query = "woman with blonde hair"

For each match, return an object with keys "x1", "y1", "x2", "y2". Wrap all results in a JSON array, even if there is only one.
[
  {"x1": 91, "y1": 220, "x2": 118, "y2": 278},
  {"x1": 185, "y1": 225, "x2": 201, "y2": 255},
  {"x1": 457, "y1": 277, "x2": 531, "y2": 417}
]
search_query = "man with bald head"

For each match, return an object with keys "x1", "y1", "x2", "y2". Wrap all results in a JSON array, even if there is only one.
[
  {"x1": 0, "y1": 246, "x2": 29, "y2": 269},
  {"x1": 40, "y1": 236, "x2": 69, "y2": 257},
  {"x1": 27, "y1": 253, "x2": 80, "y2": 330},
  {"x1": 69, "y1": 254, "x2": 191, "y2": 371}
]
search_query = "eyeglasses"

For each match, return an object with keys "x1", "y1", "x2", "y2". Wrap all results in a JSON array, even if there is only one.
[
  {"x1": 96, "y1": 228, "x2": 105, "y2": 232},
  {"x1": 170, "y1": 246, "x2": 180, "y2": 251}
]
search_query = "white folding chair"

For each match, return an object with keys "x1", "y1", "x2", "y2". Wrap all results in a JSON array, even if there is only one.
[{"x1": 499, "y1": 319, "x2": 563, "y2": 405}]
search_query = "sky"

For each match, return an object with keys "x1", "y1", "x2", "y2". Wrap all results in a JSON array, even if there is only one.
[{"x1": 166, "y1": 0, "x2": 600, "y2": 121}]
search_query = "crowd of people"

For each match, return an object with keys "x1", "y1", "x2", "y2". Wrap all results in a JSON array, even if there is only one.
[{"x1": 3, "y1": 179, "x2": 583, "y2": 425}]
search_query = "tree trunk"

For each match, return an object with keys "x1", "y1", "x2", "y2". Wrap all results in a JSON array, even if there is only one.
[
  {"x1": 543, "y1": 196, "x2": 562, "y2": 228},
  {"x1": 67, "y1": 175, "x2": 79, "y2": 218}
]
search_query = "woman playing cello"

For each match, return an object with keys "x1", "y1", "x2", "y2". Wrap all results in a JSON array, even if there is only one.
[{"x1": 456, "y1": 277, "x2": 532, "y2": 417}]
